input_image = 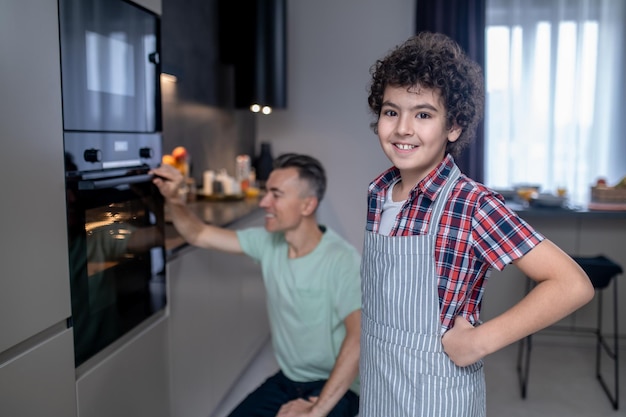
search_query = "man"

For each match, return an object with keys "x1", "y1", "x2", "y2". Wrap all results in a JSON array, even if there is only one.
[{"x1": 151, "y1": 153, "x2": 361, "y2": 417}]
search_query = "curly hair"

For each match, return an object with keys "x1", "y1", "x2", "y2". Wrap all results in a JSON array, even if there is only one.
[
  {"x1": 367, "y1": 31, "x2": 485, "y2": 158},
  {"x1": 273, "y1": 153, "x2": 327, "y2": 202}
]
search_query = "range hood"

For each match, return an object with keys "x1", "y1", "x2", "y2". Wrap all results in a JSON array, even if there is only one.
[{"x1": 218, "y1": 0, "x2": 287, "y2": 112}]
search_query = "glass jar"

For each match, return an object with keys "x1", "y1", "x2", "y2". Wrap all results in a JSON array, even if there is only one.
[{"x1": 236, "y1": 154, "x2": 251, "y2": 191}]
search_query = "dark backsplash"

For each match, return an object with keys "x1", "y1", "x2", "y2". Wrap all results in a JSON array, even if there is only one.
[{"x1": 160, "y1": 0, "x2": 256, "y2": 185}]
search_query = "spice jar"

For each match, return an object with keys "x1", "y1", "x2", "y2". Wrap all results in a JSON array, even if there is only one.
[{"x1": 236, "y1": 155, "x2": 251, "y2": 192}]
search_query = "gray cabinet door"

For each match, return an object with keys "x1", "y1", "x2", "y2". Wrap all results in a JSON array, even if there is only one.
[
  {"x1": 168, "y1": 211, "x2": 270, "y2": 417},
  {"x1": 0, "y1": 0, "x2": 71, "y2": 352},
  {"x1": 168, "y1": 245, "x2": 240, "y2": 417},
  {"x1": 0, "y1": 329, "x2": 77, "y2": 417},
  {"x1": 75, "y1": 317, "x2": 170, "y2": 417}
]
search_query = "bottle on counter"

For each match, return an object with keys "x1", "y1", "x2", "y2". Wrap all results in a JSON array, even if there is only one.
[
  {"x1": 216, "y1": 169, "x2": 238, "y2": 195},
  {"x1": 255, "y1": 142, "x2": 274, "y2": 187},
  {"x1": 203, "y1": 170, "x2": 215, "y2": 195},
  {"x1": 236, "y1": 155, "x2": 252, "y2": 192}
]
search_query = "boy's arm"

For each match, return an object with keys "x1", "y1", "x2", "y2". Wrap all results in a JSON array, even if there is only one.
[{"x1": 442, "y1": 239, "x2": 594, "y2": 367}]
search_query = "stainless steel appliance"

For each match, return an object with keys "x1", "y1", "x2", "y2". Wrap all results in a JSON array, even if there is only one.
[
  {"x1": 59, "y1": 0, "x2": 161, "y2": 133},
  {"x1": 64, "y1": 132, "x2": 166, "y2": 367},
  {"x1": 59, "y1": 0, "x2": 165, "y2": 368}
]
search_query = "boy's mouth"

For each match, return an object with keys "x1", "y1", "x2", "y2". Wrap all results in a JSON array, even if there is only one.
[{"x1": 394, "y1": 143, "x2": 417, "y2": 150}]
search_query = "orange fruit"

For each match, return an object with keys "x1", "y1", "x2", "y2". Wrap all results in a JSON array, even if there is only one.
[
  {"x1": 162, "y1": 154, "x2": 177, "y2": 166},
  {"x1": 516, "y1": 188, "x2": 536, "y2": 202},
  {"x1": 172, "y1": 146, "x2": 187, "y2": 161},
  {"x1": 245, "y1": 187, "x2": 261, "y2": 198}
]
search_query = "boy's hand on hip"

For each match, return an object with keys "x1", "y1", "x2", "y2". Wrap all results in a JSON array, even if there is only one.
[{"x1": 442, "y1": 315, "x2": 483, "y2": 367}]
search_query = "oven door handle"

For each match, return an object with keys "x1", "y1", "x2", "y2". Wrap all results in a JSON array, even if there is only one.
[{"x1": 79, "y1": 174, "x2": 154, "y2": 190}]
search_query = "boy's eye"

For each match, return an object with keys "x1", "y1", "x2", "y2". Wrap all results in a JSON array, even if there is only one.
[
  {"x1": 382, "y1": 109, "x2": 397, "y2": 117},
  {"x1": 416, "y1": 112, "x2": 430, "y2": 119}
]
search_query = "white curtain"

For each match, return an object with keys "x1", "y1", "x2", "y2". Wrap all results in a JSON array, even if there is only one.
[{"x1": 485, "y1": 0, "x2": 626, "y2": 205}]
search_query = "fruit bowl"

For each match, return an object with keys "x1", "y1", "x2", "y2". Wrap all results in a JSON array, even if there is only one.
[{"x1": 529, "y1": 193, "x2": 567, "y2": 208}]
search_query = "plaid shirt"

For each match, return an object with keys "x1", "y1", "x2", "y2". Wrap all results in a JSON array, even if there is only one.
[{"x1": 366, "y1": 154, "x2": 544, "y2": 332}]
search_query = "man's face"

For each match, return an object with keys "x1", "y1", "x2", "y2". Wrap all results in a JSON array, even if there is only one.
[{"x1": 259, "y1": 167, "x2": 312, "y2": 233}]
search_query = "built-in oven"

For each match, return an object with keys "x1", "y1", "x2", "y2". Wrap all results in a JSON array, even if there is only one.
[
  {"x1": 64, "y1": 132, "x2": 166, "y2": 367},
  {"x1": 58, "y1": 0, "x2": 161, "y2": 133}
]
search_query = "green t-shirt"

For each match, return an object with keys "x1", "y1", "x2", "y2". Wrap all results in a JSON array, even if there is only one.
[{"x1": 236, "y1": 225, "x2": 362, "y2": 394}]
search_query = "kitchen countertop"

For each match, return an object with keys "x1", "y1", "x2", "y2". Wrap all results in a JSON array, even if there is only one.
[
  {"x1": 164, "y1": 196, "x2": 626, "y2": 257},
  {"x1": 165, "y1": 195, "x2": 263, "y2": 257},
  {"x1": 507, "y1": 201, "x2": 626, "y2": 219}
]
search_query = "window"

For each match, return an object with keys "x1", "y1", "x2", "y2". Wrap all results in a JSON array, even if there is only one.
[{"x1": 485, "y1": 0, "x2": 626, "y2": 205}]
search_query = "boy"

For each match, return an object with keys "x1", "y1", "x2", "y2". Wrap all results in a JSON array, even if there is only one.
[{"x1": 359, "y1": 32, "x2": 594, "y2": 416}]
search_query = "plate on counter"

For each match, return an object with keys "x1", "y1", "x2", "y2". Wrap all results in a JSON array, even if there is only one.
[
  {"x1": 491, "y1": 187, "x2": 516, "y2": 201},
  {"x1": 529, "y1": 193, "x2": 567, "y2": 208}
]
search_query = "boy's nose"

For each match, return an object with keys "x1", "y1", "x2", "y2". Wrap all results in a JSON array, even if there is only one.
[{"x1": 396, "y1": 116, "x2": 414, "y2": 136}]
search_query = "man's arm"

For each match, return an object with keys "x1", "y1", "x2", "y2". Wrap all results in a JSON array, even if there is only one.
[
  {"x1": 151, "y1": 164, "x2": 242, "y2": 253},
  {"x1": 277, "y1": 309, "x2": 361, "y2": 417}
]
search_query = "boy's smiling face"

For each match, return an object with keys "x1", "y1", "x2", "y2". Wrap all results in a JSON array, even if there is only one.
[{"x1": 377, "y1": 84, "x2": 461, "y2": 188}]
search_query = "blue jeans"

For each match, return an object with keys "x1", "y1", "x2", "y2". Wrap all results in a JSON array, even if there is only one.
[{"x1": 227, "y1": 370, "x2": 359, "y2": 417}]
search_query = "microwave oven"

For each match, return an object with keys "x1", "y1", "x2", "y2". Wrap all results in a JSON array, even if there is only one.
[{"x1": 59, "y1": 0, "x2": 161, "y2": 133}]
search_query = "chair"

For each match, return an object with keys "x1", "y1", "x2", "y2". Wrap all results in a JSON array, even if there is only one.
[{"x1": 516, "y1": 255, "x2": 623, "y2": 410}]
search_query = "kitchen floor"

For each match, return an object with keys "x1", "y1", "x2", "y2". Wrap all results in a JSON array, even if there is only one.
[{"x1": 211, "y1": 333, "x2": 625, "y2": 417}]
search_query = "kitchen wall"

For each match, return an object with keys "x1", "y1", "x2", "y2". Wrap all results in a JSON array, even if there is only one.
[
  {"x1": 159, "y1": 0, "x2": 416, "y2": 245},
  {"x1": 258, "y1": 0, "x2": 416, "y2": 251}
]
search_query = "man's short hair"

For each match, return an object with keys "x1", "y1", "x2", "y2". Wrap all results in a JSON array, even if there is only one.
[{"x1": 273, "y1": 153, "x2": 327, "y2": 202}]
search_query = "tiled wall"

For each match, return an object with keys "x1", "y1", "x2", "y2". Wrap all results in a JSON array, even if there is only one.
[{"x1": 161, "y1": 81, "x2": 256, "y2": 186}]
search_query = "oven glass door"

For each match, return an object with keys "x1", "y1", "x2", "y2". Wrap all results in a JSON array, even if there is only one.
[
  {"x1": 59, "y1": 0, "x2": 161, "y2": 133},
  {"x1": 67, "y1": 168, "x2": 166, "y2": 367}
]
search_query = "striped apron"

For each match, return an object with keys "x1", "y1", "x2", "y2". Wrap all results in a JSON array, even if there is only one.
[{"x1": 359, "y1": 165, "x2": 486, "y2": 417}]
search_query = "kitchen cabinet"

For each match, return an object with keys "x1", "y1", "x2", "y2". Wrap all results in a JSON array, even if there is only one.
[
  {"x1": 0, "y1": 329, "x2": 77, "y2": 417},
  {"x1": 1, "y1": 0, "x2": 70, "y2": 355},
  {"x1": 75, "y1": 315, "x2": 170, "y2": 417},
  {"x1": 168, "y1": 210, "x2": 270, "y2": 417},
  {"x1": 2, "y1": 0, "x2": 170, "y2": 416},
  {"x1": 0, "y1": 0, "x2": 77, "y2": 415}
]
